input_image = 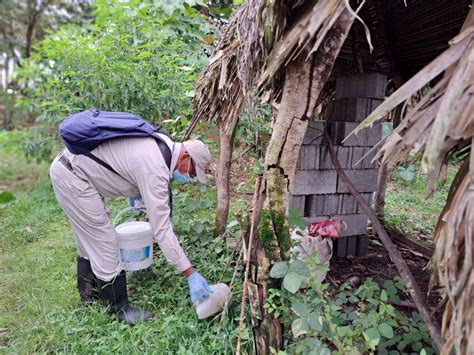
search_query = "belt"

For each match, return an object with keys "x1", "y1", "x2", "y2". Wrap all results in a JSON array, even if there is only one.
[{"x1": 59, "y1": 154, "x2": 74, "y2": 172}]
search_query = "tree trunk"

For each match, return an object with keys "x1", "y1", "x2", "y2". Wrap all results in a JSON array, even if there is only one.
[
  {"x1": 215, "y1": 117, "x2": 238, "y2": 236},
  {"x1": 24, "y1": 0, "x2": 52, "y2": 59},
  {"x1": 1, "y1": 55, "x2": 14, "y2": 131},
  {"x1": 249, "y1": 9, "x2": 355, "y2": 353},
  {"x1": 215, "y1": 119, "x2": 233, "y2": 236}
]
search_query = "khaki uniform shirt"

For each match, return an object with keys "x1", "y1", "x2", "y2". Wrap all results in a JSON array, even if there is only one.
[{"x1": 62, "y1": 133, "x2": 191, "y2": 272}]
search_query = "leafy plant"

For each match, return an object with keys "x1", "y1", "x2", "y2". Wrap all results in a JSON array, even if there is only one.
[
  {"x1": 0, "y1": 191, "x2": 15, "y2": 204},
  {"x1": 171, "y1": 186, "x2": 216, "y2": 239},
  {"x1": 17, "y1": 0, "x2": 216, "y2": 139},
  {"x1": 0, "y1": 128, "x2": 58, "y2": 163},
  {"x1": 397, "y1": 165, "x2": 416, "y2": 182},
  {"x1": 267, "y1": 255, "x2": 435, "y2": 354},
  {"x1": 288, "y1": 208, "x2": 308, "y2": 230}
]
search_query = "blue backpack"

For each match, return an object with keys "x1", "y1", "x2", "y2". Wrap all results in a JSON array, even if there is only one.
[{"x1": 59, "y1": 109, "x2": 172, "y2": 174}]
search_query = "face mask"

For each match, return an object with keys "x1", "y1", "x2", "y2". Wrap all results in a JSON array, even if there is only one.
[
  {"x1": 172, "y1": 170, "x2": 192, "y2": 184},
  {"x1": 173, "y1": 155, "x2": 193, "y2": 184}
]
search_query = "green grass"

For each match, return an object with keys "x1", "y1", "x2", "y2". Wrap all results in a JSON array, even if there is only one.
[
  {"x1": 0, "y1": 133, "x2": 250, "y2": 353},
  {"x1": 384, "y1": 163, "x2": 457, "y2": 245}
]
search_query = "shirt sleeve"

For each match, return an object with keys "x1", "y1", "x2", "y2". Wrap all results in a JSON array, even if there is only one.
[{"x1": 135, "y1": 172, "x2": 191, "y2": 272}]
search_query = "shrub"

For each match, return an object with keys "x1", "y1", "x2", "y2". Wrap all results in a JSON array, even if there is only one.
[{"x1": 17, "y1": 0, "x2": 215, "y2": 138}]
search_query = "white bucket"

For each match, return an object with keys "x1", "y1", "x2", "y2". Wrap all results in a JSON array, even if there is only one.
[
  {"x1": 195, "y1": 283, "x2": 231, "y2": 319},
  {"x1": 116, "y1": 221, "x2": 153, "y2": 271}
]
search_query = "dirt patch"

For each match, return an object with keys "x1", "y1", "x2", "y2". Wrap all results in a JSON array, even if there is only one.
[{"x1": 328, "y1": 241, "x2": 444, "y2": 323}]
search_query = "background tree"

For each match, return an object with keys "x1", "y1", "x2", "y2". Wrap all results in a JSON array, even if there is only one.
[{"x1": 0, "y1": 0, "x2": 91, "y2": 130}]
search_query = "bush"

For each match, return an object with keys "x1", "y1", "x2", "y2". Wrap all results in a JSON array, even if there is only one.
[{"x1": 17, "y1": 0, "x2": 215, "y2": 138}]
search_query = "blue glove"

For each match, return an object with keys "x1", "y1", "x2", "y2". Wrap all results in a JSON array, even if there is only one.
[
  {"x1": 129, "y1": 194, "x2": 144, "y2": 211},
  {"x1": 187, "y1": 271, "x2": 212, "y2": 303}
]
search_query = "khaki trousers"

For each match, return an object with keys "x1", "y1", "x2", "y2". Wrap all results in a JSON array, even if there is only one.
[{"x1": 50, "y1": 155, "x2": 122, "y2": 282}]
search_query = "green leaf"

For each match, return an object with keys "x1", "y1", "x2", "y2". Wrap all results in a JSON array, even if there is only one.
[
  {"x1": 394, "y1": 277, "x2": 405, "y2": 290},
  {"x1": 0, "y1": 191, "x2": 15, "y2": 203},
  {"x1": 308, "y1": 312, "x2": 322, "y2": 331},
  {"x1": 269, "y1": 262, "x2": 289, "y2": 279},
  {"x1": 348, "y1": 295, "x2": 358, "y2": 303},
  {"x1": 382, "y1": 122, "x2": 394, "y2": 139},
  {"x1": 288, "y1": 208, "x2": 307, "y2": 229},
  {"x1": 289, "y1": 259, "x2": 309, "y2": 276},
  {"x1": 412, "y1": 341, "x2": 423, "y2": 352},
  {"x1": 380, "y1": 289, "x2": 388, "y2": 302},
  {"x1": 291, "y1": 318, "x2": 308, "y2": 338},
  {"x1": 283, "y1": 272, "x2": 302, "y2": 294},
  {"x1": 226, "y1": 220, "x2": 239, "y2": 229},
  {"x1": 336, "y1": 325, "x2": 351, "y2": 336},
  {"x1": 291, "y1": 303, "x2": 309, "y2": 317},
  {"x1": 383, "y1": 281, "x2": 397, "y2": 297},
  {"x1": 378, "y1": 322, "x2": 394, "y2": 339},
  {"x1": 305, "y1": 337, "x2": 321, "y2": 350},
  {"x1": 193, "y1": 221, "x2": 204, "y2": 233},
  {"x1": 363, "y1": 327, "x2": 381, "y2": 349},
  {"x1": 398, "y1": 165, "x2": 415, "y2": 181}
]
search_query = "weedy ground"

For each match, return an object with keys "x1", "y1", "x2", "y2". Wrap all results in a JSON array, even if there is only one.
[
  {"x1": 0, "y1": 133, "x2": 249, "y2": 353},
  {"x1": 384, "y1": 163, "x2": 456, "y2": 245}
]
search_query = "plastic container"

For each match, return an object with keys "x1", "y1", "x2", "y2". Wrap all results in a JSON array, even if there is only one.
[
  {"x1": 195, "y1": 283, "x2": 231, "y2": 319},
  {"x1": 116, "y1": 221, "x2": 153, "y2": 271}
]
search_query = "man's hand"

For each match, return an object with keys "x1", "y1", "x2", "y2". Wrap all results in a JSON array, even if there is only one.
[{"x1": 187, "y1": 271, "x2": 212, "y2": 303}]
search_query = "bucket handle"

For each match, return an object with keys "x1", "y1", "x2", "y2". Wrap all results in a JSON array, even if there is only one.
[{"x1": 113, "y1": 207, "x2": 147, "y2": 227}]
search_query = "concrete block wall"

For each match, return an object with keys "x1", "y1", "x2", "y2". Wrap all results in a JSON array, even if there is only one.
[{"x1": 290, "y1": 73, "x2": 386, "y2": 257}]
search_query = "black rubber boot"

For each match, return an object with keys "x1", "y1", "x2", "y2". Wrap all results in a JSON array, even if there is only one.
[
  {"x1": 77, "y1": 256, "x2": 100, "y2": 304},
  {"x1": 97, "y1": 271, "x2": 153, "y2": 325}
]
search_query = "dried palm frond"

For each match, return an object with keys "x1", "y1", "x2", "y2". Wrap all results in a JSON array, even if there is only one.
[
  {"x1": 432, "y1": 155, "x2": 473, "y2": 355},
  {"x1": 190, "y1": 0, "x2": 361, "y2": 137},
  {"x1": 345, "y1": 9, "x2": 473, "y2": 354},
  {"x1": 257, "y1": 0, "x2": 347, "y2": 89},
  {"x1": 187, "y1": 0, "x2": 264, "y2": 138}
]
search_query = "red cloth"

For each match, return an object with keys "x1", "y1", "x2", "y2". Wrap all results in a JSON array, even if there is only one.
[{"x1": 308, "y1": 219, "x2": 346, "y2": 238}]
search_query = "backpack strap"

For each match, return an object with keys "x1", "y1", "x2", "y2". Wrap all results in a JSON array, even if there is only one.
[
  {"x1": 153, "y1": 133, "x2": 173, "y2": 216},
  {"x1": 85, "y1": 131, "x2": 171, "y2": 175},
  {"x1": 154, "y1": 136, "x2": 172, "y2": 170},
  {"x1": 85, "y1": 152, "x2": 120, "y2": 175},
  {"x1": 152, "y1": 126, "x2": 172, "y2": 170}
]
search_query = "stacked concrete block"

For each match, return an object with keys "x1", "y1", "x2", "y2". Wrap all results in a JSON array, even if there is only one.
[{"x1": 290, "y1": 73, "x2": 386, "y2": 258}]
